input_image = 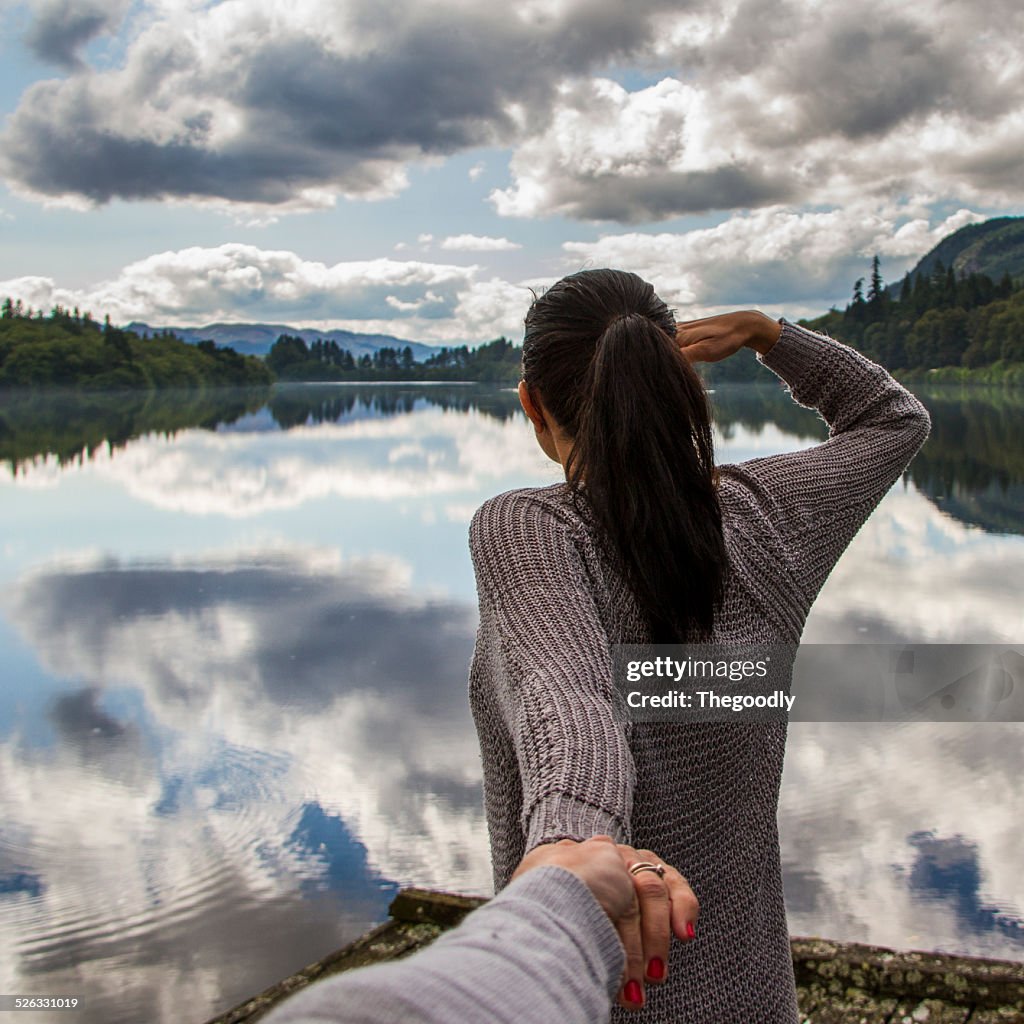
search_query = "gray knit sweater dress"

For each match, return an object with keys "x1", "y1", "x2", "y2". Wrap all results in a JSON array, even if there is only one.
[{"x1": 468, "y1": 321, "x2": 932, "y2": 1023}]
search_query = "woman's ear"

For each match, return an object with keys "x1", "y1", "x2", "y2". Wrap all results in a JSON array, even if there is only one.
[
  {"x1": 518, "y1": 380, "x2": 566, "y2": 468},
  {"x1": 518, "y1": 380, "x2": 547, "y2": 433}
]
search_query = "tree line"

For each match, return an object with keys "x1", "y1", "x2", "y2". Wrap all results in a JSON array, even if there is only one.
[
  {"x1": 700, "y1": 257, "x2": 1024, "y2": 384},
  {"x1": 807, "y1": 256, "x2": 1023, "y2": 376},
  {"x1": 0, "y1": 301, "x2": 272, "y2": 390},
  {"x1": 266, "y1": 333, "x2": 523, "y2": 382},
  {"x1": 6, "y1": 256, "x2": 1024, "y2": 392}
]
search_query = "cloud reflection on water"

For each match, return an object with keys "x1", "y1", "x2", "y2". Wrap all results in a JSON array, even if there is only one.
[
  {"x1": 1, "y1": 548, "x2": 489, "y2": 1021},
  {"x1": 1, "y1": 383, "x2": 1023, "y2": 1021}
]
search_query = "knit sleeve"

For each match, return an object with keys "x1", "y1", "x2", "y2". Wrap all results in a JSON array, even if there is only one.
[
  {"x1": 470, "y1": 491, "x2": 635, "y2": 851},
  {"x1": 730, "y1": 319, "x2": 931, "y2": 612},
  {"x1": 259, "y1": 866, "x2": 625, "y2": 1024}
]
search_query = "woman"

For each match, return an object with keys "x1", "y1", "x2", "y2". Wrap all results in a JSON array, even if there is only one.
[{"x1": 468, "y1": 268, "x2": 931, "y2": 1022}]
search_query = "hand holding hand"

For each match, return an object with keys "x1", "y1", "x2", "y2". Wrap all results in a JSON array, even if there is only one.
[
  {"x1": 675, "y1": 310, "x2": 782, "y2": 363},
  {"x1": 512, "y1": 836, "x2": 699, "y2": 1012}
]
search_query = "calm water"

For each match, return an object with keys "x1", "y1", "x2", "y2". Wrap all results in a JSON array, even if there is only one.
[{"x1": 1, "y1": 382, "x2": 1022, "y2": 1023}]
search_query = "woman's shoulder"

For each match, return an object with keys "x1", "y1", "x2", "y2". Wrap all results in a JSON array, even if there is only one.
[
  {"x1": 471, "y1": 482, "x2": 574, "y2": 528},
  {"x1": 469, "y1": 483, "x2": 588, "y2": 551}
]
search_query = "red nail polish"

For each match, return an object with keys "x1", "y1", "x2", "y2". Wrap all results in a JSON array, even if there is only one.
[
  {"x1": 648, "y1": 957, "x2": 665, "y2": 980},
  {"x1": 624, "y1": 979, "x2": 643, "y2": 1006},
  {"x1": 686, "y1": 921, "x2": 696, "y2": 940}
]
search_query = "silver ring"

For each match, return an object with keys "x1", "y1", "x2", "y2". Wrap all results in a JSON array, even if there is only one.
[{"x1": 629, "y1": 861, "x2": 666, "y2": 878}]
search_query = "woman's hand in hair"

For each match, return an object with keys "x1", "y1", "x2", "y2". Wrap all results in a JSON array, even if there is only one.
[{"x1": 675, "y1": 310, "x2": 782, "y2": 363}]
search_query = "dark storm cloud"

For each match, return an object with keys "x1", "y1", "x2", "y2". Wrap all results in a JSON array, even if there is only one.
[
  {"x1": 24, "y1": 0, "x2": 129, "y2": 70},
  {"x1": 0, "y1": 0, "x2": 692, "y2": 206},
  {"x1": 5, "y1": 0, "x2": 1023, "y2": 219},
  {"x1": 548, "y1": 164, "x2": 797, "y2": 222},
  {"x1": 759, "y1": 20, "x2": 981, "y2": 143},
  {"x1": 681, "y1": 0, "x2": 1012, "y2": 144}
]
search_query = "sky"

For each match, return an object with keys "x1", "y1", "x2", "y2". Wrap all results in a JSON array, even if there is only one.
[{"x1": 0, "y1": 0, "x2": 1022, "y2": 345}]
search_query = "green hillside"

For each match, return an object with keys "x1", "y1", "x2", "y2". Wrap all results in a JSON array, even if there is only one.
[
  {"x1": 905, "y1": 216, "x2": 1024, "y2": 286},
  {"x1": 0, "y1": 302, "x2": 272, "y2": 390}
]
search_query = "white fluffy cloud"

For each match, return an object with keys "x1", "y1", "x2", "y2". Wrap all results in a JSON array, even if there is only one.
[
  {"x1": 0, "y1": 203, "x2": 991, "y2": 336},
  {"x1": 0, "y1": 199, "x2": 999, "y2": 334},
  {"x1": 0, "y1": 244, "x2": 476, "y2": 324},
  {"x1": 493, "y1": 1, "x2": 1024, "y2": 221},
  {"x1": 0, "y1": 243, "x2": 545, "y2": 341},
  {"x1": 492, "y1": 76, "x2": 795, "y2": 221},
  {"x1": 561, "y1": 205, "x2": 988, "y2": 317},
  {"x1": 440, "y1": 234, "x2": 521, "y2": 251}
]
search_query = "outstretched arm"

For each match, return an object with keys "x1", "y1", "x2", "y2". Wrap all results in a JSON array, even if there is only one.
[
  {"x1": 261, "y1": 837, "x2": 700, "y2": 1023},
  {"x1": 261, "y1": 866, "x2": 624, "y2": 1024}
]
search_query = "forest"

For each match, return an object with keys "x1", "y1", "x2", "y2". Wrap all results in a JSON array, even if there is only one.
[
  {"x1": 0, "y1": 301, "x2": 272, "y2": 389},
  {"x1": 703, "y1": 257, "x2": 1024, "y2": 384},
  {"x1": 266, "y1": 333, "x2": 523, "y2": 383}
]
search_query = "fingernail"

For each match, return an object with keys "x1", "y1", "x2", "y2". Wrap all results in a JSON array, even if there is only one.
[
  {"x1": 686, "y1": 921, "x2": 696, "y2": 940},
  {"x1": 624, "y1": 979, "x2": 643, "y2": 1006},
  {"x1": 647, "y1": 957, "x2": 665, "y2": 980}
]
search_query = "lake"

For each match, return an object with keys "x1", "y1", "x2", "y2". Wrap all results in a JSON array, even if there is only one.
[{"x1": 1, "y1": 381, "x2": 1022, "y2": 1023}]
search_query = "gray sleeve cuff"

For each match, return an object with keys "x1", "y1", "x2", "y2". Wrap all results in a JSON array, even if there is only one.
[
  {"x1": 756, "y1": 318, "x2": 824, "y2": 395},
  {"x1": 525, "y1": 792, "x2": 630, "y2": 851}
]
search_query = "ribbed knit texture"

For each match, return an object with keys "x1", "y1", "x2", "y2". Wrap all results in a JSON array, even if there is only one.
[{"x1": 468, "y1": 321, "x2": 932, "y2": 1024}]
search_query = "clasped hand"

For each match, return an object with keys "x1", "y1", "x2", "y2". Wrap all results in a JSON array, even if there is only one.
[
  {"x1": 512, "y1": 835, "x2": 699, "y2": 1012},
  {"x1": 675, "y1": 310, "x2": 782, "y2": 362}
]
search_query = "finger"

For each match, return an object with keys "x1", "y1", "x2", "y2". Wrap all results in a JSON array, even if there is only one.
[
  {"x1": 614, "y1": 890, "x2": 646, "y2": 1012},
  {"x1": 663, "y1": 866, "x2": 700, "y2": 943},
  {"x1": 674, "y1": 325, "x2": 713, "y2": 347},
  {"x1": 679, "y1": 340, "x2": 720, "y2": 363},
  {"x1": 631, "y1": 850, "x2": 672, "y2": 984}
]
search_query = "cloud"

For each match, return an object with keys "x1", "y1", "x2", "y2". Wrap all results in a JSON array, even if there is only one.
[
  {"x1": 6, "y1": 0, "x2": 1021, "y2": 220},
  {"x1": 0, "y1": 203, "x2": 990, "y2": 337},
  {"x1": 440, "y1": 234, "x2": 521, "y2": 251},
  {"x1": 0, "y1": 0, "x2": 682, "y2": 212},
  {"x1": 492, "y1": 1, "x2": 1024, "y2": 221},
  {"x1": 23, "y1": 0, "x2": 131, "y2": 70},
  {"x1": 0, "y1": 242, "x2": 548, "y2": 342},
  {"x1": 492, "y1": 77, "x2": 798, "y2": 221},
  {"x1": 561, "y1": 204, "x2": 988, "y2": 316},
  {"x1": 0, "y1": 242, "x2": 475, "y2": 324}
]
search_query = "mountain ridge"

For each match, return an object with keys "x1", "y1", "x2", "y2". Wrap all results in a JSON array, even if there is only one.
[{"x1": 124, "y1": 321, "x2": 441, "y2": 361}]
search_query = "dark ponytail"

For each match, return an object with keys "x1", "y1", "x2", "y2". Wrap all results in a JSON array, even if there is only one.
[{"x1": 522, "y1": 270, "x2": 727, "y2": 642}]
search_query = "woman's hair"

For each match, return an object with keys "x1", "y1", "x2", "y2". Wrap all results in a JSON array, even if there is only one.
[{"x1": 522, "y1": 268, "x2": 728, "y2": 642}]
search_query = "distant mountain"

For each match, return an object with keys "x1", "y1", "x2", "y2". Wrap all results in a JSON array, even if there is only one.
[
  {"x1": 901, "y1": 216, "x2": 1024, "y2": 285},
  {"x1": 124, "y1": 321, "x2": 441, "y2": 361}
]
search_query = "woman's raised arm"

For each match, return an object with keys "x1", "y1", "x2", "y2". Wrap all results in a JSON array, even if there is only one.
[{"x1": 710, "y1": 318, "x2": 931, "y2": 615}]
